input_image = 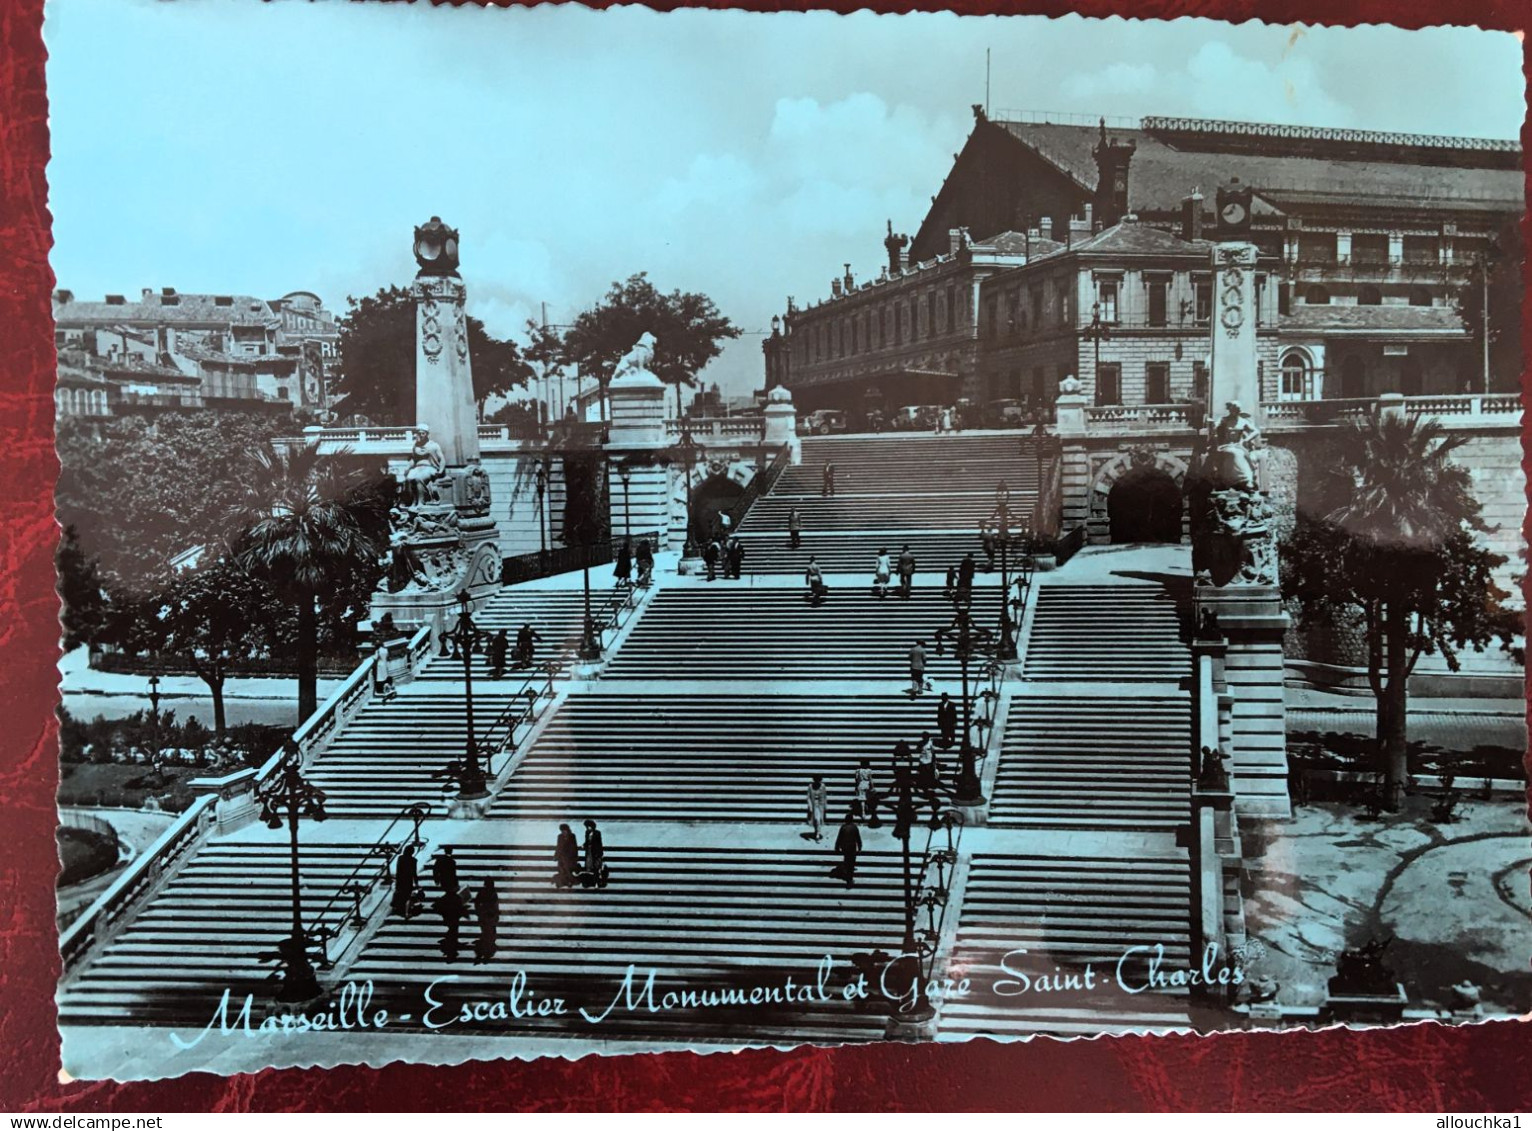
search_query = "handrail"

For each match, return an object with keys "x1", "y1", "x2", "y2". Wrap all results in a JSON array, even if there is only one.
[
  {"x1": 303, "y1": 801, "x2": 432, "y2": 967},
  {"x1": 59, "y1": 794, "x2": 216, "y2": 973},
  {"x1": 719, "y1": 442, "x2": 791, "y2": 533},
  {"x1": 481, "y1": 661, "x2": 560, "y2": 777}
]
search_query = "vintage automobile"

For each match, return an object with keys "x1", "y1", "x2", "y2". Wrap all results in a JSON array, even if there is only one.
[{"x1": 799, "y1": 408, "x2": 848, "y2": 435}]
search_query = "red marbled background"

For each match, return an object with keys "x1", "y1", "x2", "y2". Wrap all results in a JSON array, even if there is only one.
[{"x1": 3, "y1": 0, "x2": 1528, "y2": 1112}]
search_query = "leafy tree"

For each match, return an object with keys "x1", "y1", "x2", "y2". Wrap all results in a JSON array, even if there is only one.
[
  {"x1": 562, "y1": 273, "x2": 740, "y2": 420},
  {"x1": 1281, "y1": 413, "x2": 1519, "y2": 809},
  {"x1": 57, "y1": 524, "x2": 111, "y2": 651},
  {"x1": 136, "y1": 558, "x2": 286, "y2": 739},
  {"x1": 55, "y1": 412, "x2": 288, "y2": 596},
  {"x1": 332, "y1": 285, "x2": 533, "y2": 423},
  {"x1": 523, "y1": 318, "x2": 571, "y2": 426},
  {"x1": 229, "y1": 441, "x2": 383, "y2": 722},
  {"x1": 1452, "y1": 216, "x2": 1523, "y2": 394}
]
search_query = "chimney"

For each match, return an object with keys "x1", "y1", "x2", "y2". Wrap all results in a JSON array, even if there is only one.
[
  {"x1": 1040, "y1": 216, "x2": 1053, "y2": 242},
  {"x1": 1092, "y1": 117, "x2": 1136, "y2": 228},
  {"x1": 141, "y1": 288, "x2": 153, "y2": 301},
  {"x1": 831, "y1": 278, "x2": 843, "y2": 299},
  {"x1": 843, "y1": 263, "x2": 855, "y2": 290},
  {"x1": 1084, "y1": 203, "x2": 1095, "y2": 233},
  {"x1": 1070, "y1": 211, "x2": 1091, "y2": 240},
  {"x1": 884, "y1": 220, "x2": 909, "y2": 276},
  {"x1": 54, "y1": 289, "x2": 73, "y2": 305},
  {"x1": 1182, "y1": 190, "x2": 1205, "y2": 242}
]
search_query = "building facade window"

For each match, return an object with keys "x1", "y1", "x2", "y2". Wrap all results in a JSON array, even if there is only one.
[
  {"x1": 1306, "y1": 285, "x2": 1331, "y2": 305},
  {"x1": 927, "y1": 293, "x2": 937, "y2": 337},
  {"x1": 1030, "y1": 286, "x2": 1042, "y2": 327},
  {"x1": 945, "y1": 285, "x2": 956, "y2": 333},
  {"x1": 1096, "y1": 363, "x2": 1122, "y2": 406},
  {"x1": 1409, "y1": 286, "x2": 1433, "y2": 307},
  {"x1": 1340, "y1": 355, "x2": 1365, "y2": 398},
  {"x1": 1351, "y1": 233, "x2": 1389, "y2": 266},
  {"x1": 1096, "y1": 278, "x2": 1119, "y2": 324},
  {"x1": 1145, "y1": 362, "x2": 1170, "y2": 404},
  {"x1": 1193, "y1": 361, "x2": 1209, "y2": 402},
  {"x1": 1146, "y1": 276, "x2": 1168, "y2": 327},
  {"x1": 1280, "y1": 350, "x2": 1311, "y2": 400},
  {"x1": 1403, "y1": 235, "x2": 1440, "y2": 265},
  {"x1": 1194, "y1": 277, "x2": 1212, "y2": 323},
  {"x1": 1358, "y1": 284, "x2": 1383, "y2": 306},
  {"x1": 1298, "y1": 231, "x2": 1338, "y2": 264},
  {"x1": 984, "y1": 296, "x2": 998, "y2": 341}
]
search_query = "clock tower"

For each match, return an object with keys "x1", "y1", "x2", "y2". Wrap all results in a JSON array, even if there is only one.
[{"x1": 1215, "y1": 178, "x2": 1254, "y2": 239}]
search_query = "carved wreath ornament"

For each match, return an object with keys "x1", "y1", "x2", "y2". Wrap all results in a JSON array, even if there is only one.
[{"x1": 421, "y1": 298, "x2": 443, "y2": 364}]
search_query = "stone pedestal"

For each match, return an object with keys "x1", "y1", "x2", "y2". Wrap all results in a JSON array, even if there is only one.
[
  {"x1": 1322, "y1": 985, "x2": 1409, "y2": 1026},
  {"x1": 608, "y1": 363, "x2": 672, "y2": 544},
  {"x1": 763, "y1": 385, "x2": 801, "y2": 464}
]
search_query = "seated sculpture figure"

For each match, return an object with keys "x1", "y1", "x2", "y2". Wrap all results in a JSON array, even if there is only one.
[
  {"x1": 401, "y1": 425, "x2": 447, "y2": 506},
  {"x1": 1209, "y1": 401, "x2": 1262, "y2": 492}
]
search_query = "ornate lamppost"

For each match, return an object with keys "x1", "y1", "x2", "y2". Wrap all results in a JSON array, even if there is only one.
[
  {"x1": 673, "y1": 422, "x2": 704, "y2": 557},
  {"x1": 533, "y1": 459, "x2": 549, "y2": 574},
  {"x1": 933, "y1": 597, "x2": 995, "y2": 807},
  {"x1": 618, "y1": 459, "x2": 634, "y2": 546},
  {"x1": 146, "y1": 672, "x2": 162, "y2": 773},
  {"x1": 441, "y1": 591, "x2": 489, "y2": 799},
  {"x1": 257, "y1": 741, "x2": 328, "y2": 1002},
  {"x1": 884, "y1": 755, "x2": 939, "y2": 1024},
  {"x1": 1084, "y1": 301, "x2": 1112, "y2": 404},
  {"x1": 985, "y1": 482, "x2": 1027, "y2": 662}
]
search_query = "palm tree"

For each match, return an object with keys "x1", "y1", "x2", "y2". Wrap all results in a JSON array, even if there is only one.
[
  {"x1": 229, "y1": 441, "x2": 382, "y2": 722},
  {"x1": 1295, "y1": 411, "x2": 1500, "y2": 809}
]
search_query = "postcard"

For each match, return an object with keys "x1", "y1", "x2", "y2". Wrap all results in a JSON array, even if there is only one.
[{"x1": 47, "y1": 0, "x2": 1528, "y2": 1081}]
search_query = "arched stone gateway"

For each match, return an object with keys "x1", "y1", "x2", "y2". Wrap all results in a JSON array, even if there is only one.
[
  {"x1": 1090, "y1": 447, "x2": 1190, "y2": 544},
  {"x1": 668, "y1": 458, "x2": 759, "y2": 546}
]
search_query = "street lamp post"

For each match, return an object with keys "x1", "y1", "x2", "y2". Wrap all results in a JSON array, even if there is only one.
[
  {"x1": 1084, "y1": 301, "x2": 1112, "y2": 404},
  {"x1": 886, "y1": 757, "x2": 938, "y2": 1024},
  {"x1": 147, "y1": 673, "x2": 162, "y2": 772},
  {"x1": 934, "y1": 598, "x2": 994, "y2": 807},
  {"x1": 579, "y1": 548, "x2": 602, "y2": 661},
  {"x1": 534, "y1": 460, "x2": 548, "y2": 575},
  {"x1": 442, "y1": 591, "x2": 489, "y2": 799},
  {"x1": 618, "y1": 460, "x2": 633, "y2": 546},
  {"x1": 674, "y1": 423, "x2": 704, "y2": 557},
  {"x1": 257, "y1": 741, "x2": 328, "y2": 1002}
]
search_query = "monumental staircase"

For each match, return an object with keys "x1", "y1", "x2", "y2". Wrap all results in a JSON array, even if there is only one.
[
  {"x1": 59, "y1": 429, "x2": 1230, "y2": 1063},
  {"x1": 736, "y1": 433, "x2": 1044, "y2": 574}
]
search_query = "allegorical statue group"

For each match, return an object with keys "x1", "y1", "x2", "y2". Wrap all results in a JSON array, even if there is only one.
[{"x1": 1193, "y1": 399, "x2": 1278, "y2": 587}]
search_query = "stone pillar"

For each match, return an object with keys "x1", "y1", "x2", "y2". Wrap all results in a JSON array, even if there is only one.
[
  {"x1": 1054, "y1": 378, "x2": 1092, "y2": 540},
  {"x1": 762, "y1": 385, "x2": 801, "y2": 464},
  {"x1": 1209, "y1": 243, "x2": 1261, "y2": 423},
  {"x1": 607, "y1": 352, "x2": 671, "y2": 545},
  {"x1": 415, "y1": 274, "x2": 480, "y2": 467},
  {"x1": 1378, "y1": 391, "x2": 1406, "y2": 421}
]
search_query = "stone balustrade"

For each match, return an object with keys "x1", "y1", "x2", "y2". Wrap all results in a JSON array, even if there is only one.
[{"x1": 1084, "y1": 403, "x2": 1197, "y2": 430}]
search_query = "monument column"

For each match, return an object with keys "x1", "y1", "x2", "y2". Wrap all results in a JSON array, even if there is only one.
[
  {"x1": 606, "y1": 341, "x2": 671, "y2": 545},
  {"x1": 1191, "y1": 196, "x2": 1290, "y2": 818},
  {"x1": 370, "y1": 217, "x2": 502, "y2": 631}
]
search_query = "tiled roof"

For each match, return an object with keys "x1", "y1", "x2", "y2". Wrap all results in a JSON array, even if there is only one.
[
  {"x1": 971, "y1": 230, "x2": 1062, "y2": 256},
  {"x1": 1283, "y1": 303, "x2": 1466, "y2": 333},
  {"x1": 997, "y1": 121, "x2": 1523, "y2": 216},
  {"x1": 1065, "y1": 221, "x2": 1212, "y2": 257},
  {"x1": 54, "y1": 292, "x2": 278, "y2": 326}
]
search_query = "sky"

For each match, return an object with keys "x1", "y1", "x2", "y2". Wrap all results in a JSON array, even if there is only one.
[{"x1": 45, "y1": 2, "x2": 1526, "y2": 398}]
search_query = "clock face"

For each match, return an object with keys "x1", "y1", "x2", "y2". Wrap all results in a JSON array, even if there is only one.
[{"x1": 1222, "y1": 201, "x2": 1247, "y2": 226}]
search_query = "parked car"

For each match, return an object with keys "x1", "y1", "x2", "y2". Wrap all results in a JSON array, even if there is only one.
[
  {"x1": 799, "y1": 409, "x2": 848, "y2": 435},
  {"x1": 985, "y1": 398, "x2": 1024, "y2": 428}
]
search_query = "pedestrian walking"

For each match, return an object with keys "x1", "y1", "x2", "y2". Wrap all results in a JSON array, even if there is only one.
[
  {"x1": 822, "y1": 461, "x2": 836, "y2": 497},
  {"x1": 373, "y1": 639, "x2": 397, "y2": 702},
  {"x1": 916, "y1": 732, "x2": 940, "y2": 793},
  {"x1": 937, "y1": 692, "x2": 958, "y2": 749},
  {"x1": 852, "y1": 759, "x2": 874, "y2": 821},
  {"x1": 390, "y1": 842, "x2": 420, "y2": 918},
  {"x1": 433, "y1": 883, "x2": 468, "y2": 961},
  {"x1": 873, "y1": 548, "x2": 892, "y2": 599},
  {"x1": 909, "y1": 639, "x2": 928, "y2": 696},
  {"x1": 472, "y1": 878, "x2": 500, "y2": 964},
  {"x1": 430, "y1": 845, "x2": 458, "y2": 894},
  {"x1": 554, "y1": 823, "x2": 580, "y2": 888},
  {"x1": 704, "y1": 538, "x2": 721, "y2": 582},
  {"x1": 957, "y1": 551, "x2": 976, "y2": 602},
  {"x1": 944, "y1": 563, "x2": 958, "y2": 600},
  {"x1": 804, "y1": 556, "x2": 828, "y2": 604},
  {"x1": 898, "y1": 544, "x2": 916, "y2": 598},
  {"x1": 788, "y1": 507, "x2": 802, "y2": 550},
  {"x1": 514, "y1": 622, "x2": 544, "y2": 670},
  {"x1": 940, "y1": 407, "x2": 953, "y2": 434},
  {"x1": 581, "y1": 819, "x2": 609, "y2": 888},
  {"x1": 615, "y1": 538, "x2": 633, "y2": 585},
  {"x1": 488, "y1": 628, "x2": 509, "y2": 679},
  {"x1": 726, "y1": 536, "x2": 745, "y2": 580},
  {"x1": 833, "y1": 811, "x2": 862, "y2": 886},
  {"x1": 805, "y1": 775, "x2": 828, "y2": 841},
  {"x1": 636, "y1": 538, "x2": 654, "y2": 586}
]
